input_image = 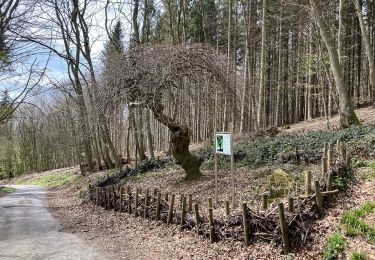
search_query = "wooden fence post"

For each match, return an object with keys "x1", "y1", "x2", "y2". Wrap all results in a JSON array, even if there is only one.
[
  {"x1": 262, "y1": 193, "x2": 268, "y2": 210},
  {"x1": 156, "y1": 192, "x2": 161, "y2": 220},
  {"x1": 278, "y1": 203, "x2": 290, "y2": 254},
  {"x1": 180, "y1": 194, "x2": 184, "y2": 210},
  {"x1": 194, "y1": 203, "x2": 200, "y2": 235},
  {"x1": 107, "y1": 187, "x2": 111, "y2": 210},
  {"x1": 208, "y1": 197, "x2": 213, "y2": 209},
  {"x1": 322, "y1": 157, "x2": 327, "y2": 178},
  {"x1": 305, "y1": 170, "x2": 312, "y2": 196},
  {"x1": 324, "y1": 142, "x2": 328, "y2": 157},
  {"x1": 242, "y1": 203, "x2": 250, "y2": 246},
  {"x1": 135, "y1": 188, "x2": 139, "y2": 217},
  {"x1": 208, "y1": 208, "x2": 214, "y2": 243},
  {"x1": 127, "y1": 186, "x2": 132, "y2": 214},
  {"x1": 180, "y1": 195, "x2": 186, "y2": 227},
  {"x1": 144, "y1": 189, "x2": 149, "y2": 219},
  {"x1": 188, "y1": 194, "x2": 193, "y2": 212},
  {"x1": 288, "y1": 197, "x2": 294, "y2": 212},
  {"x1": 327, "y1": 144, "x2": 333, "y2": 167},
  {"x1": 101, "y1": 188, "x2": 104, "y2": 207},
  {"x1": 120, "y1": 187, "x2": 124, "y2": 212},
  {"x1": 346, "y1": 155, "x2": 352, "y2": 168},
  {"x1": 153, "y1": 188, "x2": 157, "y2": 203},
  {"x1": 165, "y1": 192, "x2": 169, "y2": 202},
  {"x1": 225, "y1": 201, "x2": 230, "y2": 216},
  {"x1": 314, "y1": 180, "x2": 325, "y2": 218},
  {"x1": 340, "y1": 146, "x2": 347, "y2": 163},
  {"x1": 167, "y1": 194, "x2": 175, "y2": 225}
]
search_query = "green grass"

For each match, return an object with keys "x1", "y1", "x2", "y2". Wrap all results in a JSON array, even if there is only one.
[
  {"x1": 323, "y1": 233, "x2": 346, "y2": 260},
  {"x1": 28, "y1": 172, "x2": 75, "y2": 187},
  {"x1": 369, "y1": 162, "x2": 375, "y2": 170},
  {"x1": 350, "y1": 252, "x2": 368, "y2": 260},
  {"x1": 341, "y1": 201, "x2": 375, "y2": 243},
  {"x1": 0, "y1": 187, "x2": 16, "y2": 193}
]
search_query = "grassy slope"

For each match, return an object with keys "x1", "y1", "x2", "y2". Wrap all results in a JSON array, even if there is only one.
[
  {"x1": 0, "y1": 187, "x2": 16, "y2": 193},
  {"x1": 6, "y1": 168, "x2": 78, "y2": 188}
]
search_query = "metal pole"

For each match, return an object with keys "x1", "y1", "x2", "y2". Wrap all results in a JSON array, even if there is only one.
[
  {"x1": 230, "y1": 124, "x2": 235, "y2": 208},
  {"x1": 214, "y1": 130, "x2": 218, "y2": 205}
]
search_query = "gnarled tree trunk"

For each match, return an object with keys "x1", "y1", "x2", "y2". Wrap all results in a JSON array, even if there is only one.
[
  {"x1": 151, "y1": 104, "x2": 202, "y2": 180},
  {"x1": 170, "y1": 126, "x2": 202, "y2": 180}
]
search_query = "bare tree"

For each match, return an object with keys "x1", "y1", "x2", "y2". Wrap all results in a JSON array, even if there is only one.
[
  {"x1": 102, "y1": 44, "x2": 234, "y2": 180},
  {"x1": 310, "y1": 0, "x2": 360, "y2": 128},
  {"x1": 353, "y1": 0, "x2": 375, "y2": 104}
]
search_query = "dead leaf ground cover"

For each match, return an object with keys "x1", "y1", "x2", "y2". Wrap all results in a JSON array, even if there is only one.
[
  {"x1": 45, "y1": 107, "x2": 375, "y2": 259},
  {"x1": 45, "y1": 165, "x2": 375, "y2": 259}
]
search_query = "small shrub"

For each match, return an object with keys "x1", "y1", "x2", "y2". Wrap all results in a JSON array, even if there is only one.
[
  {"x1": 354, "y1": 209, "x2": 365, "y2": 218},
  {"x1": 342, "y1": 211, "x2": 358, "y2": 226},
  {"x1": 354, "y1": 160, "x2": 369, "y2": 168},
  {"x1": 349, "y1": 252, "x2": 367, "y2": 260},
  {"x1": 323, "y1": 233, "x2": 346, "y2": 260},
  {"x1": 361, "y1": 201, "x2": 375, "y2": 214},
  {"x1": 345, "y1": 225, "x2": 359, "y2": 237}
]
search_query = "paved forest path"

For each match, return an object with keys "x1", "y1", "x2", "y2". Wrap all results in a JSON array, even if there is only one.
[{"x1": 0, "y1": 185, "x2": 108, "y2": 260}]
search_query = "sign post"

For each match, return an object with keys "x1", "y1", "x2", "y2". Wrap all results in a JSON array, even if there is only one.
[
  {"x1": 214, "y1": 130, "x2": 218, "y2": 204},
  {"x1": 214, "y1": 129, "x2": 235, "y2": 207}
]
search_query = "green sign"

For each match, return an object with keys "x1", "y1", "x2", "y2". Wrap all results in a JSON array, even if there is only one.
[{"x1": 215, "y1": 133, "x2": 231, "y2": 155}]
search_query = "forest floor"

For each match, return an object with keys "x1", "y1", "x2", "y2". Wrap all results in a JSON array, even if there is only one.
[
  {"x1": 3, "y1": 106, "x2": 375, "y2": 259},
  {"x1": 45, "y1": 169, "x2": 375, "y2": 260}
]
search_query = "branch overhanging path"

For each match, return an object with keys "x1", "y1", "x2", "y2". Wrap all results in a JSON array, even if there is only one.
[{"x1": 101, "y1": 44, "x2": 237, "y2": 180}]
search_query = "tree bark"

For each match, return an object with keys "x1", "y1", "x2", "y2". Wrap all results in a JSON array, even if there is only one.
[
  {"x1": 257, "y1": 0, "x2": 267, "y2": 129},
  {"x1": 354, "y1": 0, "x2": 375, "y2": 104},
  {"x1": 151, "y1": 104, "x2": 202, "y2": 180},
  {"x1": 310, "y1": 0, "x2": 360, "y2": 128}
]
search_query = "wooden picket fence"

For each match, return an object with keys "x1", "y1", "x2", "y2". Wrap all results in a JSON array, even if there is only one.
[{"x1": 90, "y1": 139, "x2": 351, "y2": 254}]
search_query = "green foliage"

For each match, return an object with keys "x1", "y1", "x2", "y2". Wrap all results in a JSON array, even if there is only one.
[
  {"x1": 102, "y1": 21, "x2": 124, "y2": 59},
  {"x1": 341, "y1": 202, "x2": 375, "y2": 242},
  {"x1": 349, "y1": 252, "x2": 367, "y2": 260},
  {"x1": 197, "y1": 125, "x2": 375, "y2": 170},
  {"x1": 0, "y1": 186, "x2": 15, "y2": 193},
  {"x1": 187, "y1": 0, "x2": 218, "y2": 44},
  {"x1": 335, "y1": 176, "x2": 347, "y2": 190},
  {"x1": 27, "y1": 172, "x2": 75, "y2": 187},
  {"x1": 354, "y1": 160, "x2": 369, "y2": 168},
  {"x1": 323, "y1": 233, "x2": 346, "y2": 260}
]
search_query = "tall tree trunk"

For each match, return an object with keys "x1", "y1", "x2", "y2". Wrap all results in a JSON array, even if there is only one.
[
  {"x1": 132, "y1": 0, "x2": 141, "y2": 44},
  {"x1": 257, "y1": 0, "x2": 267, "y2": 129},
  {"x1": 145, "y1": 109, "x2": 154, "y2": 159},
  {"x1": 354, "y1": 0, "x2": 375, "y2": 103},
  {"x1": 310, "y1": 0, "x2": 360, "y2": 128}
]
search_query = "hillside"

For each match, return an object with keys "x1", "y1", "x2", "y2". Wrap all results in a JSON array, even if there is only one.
[{"x1": 36, "y1": 107, "x2": 375, "y2": 260}]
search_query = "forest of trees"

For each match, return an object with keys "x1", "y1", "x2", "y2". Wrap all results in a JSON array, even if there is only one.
[{"x1": 0, "y1": 0, "x2": 374, "y2": 179}]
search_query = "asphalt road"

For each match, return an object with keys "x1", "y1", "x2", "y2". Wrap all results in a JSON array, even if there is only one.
[{"x1": 0, "y1": 185, "x2": 108, "y2": 260}]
